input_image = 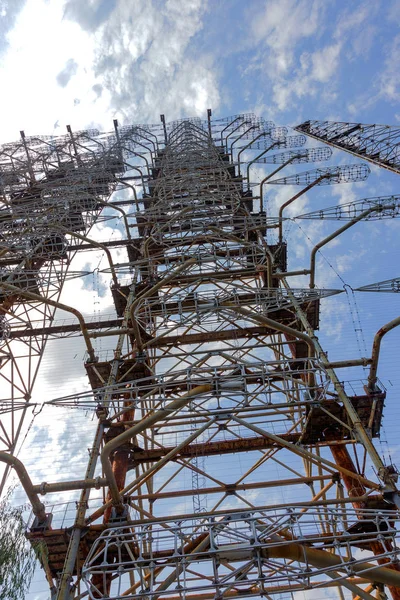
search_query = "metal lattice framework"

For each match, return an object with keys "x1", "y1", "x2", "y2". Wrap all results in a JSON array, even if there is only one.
[
  {"x1": 356, "y1": 277, "x2": 400, "y2": 293},
  {"x1": 295, "y1": 120, "x2": 400, "y2": 175},
  {"x1": 296, "y1": 194, "x2": 400, "y2": 220},
  {"x1": 255, "y1": 147, "x2": 332, "y2": 164},
  {"x1": 0, "y1": 122, "x2": 158, "y2": 488},
  {"x1": 237, "y1": 133, "x2": 304, "y2": 151},
  {"x1": 266, "y1": 164, "x2": 370, "y2": 185},
  {"x1": 83, "y1": 507, "x2": 400, "y2": 600},
  {"x1": 2, "y1": 112, "x2": 400, "y2": 600}
]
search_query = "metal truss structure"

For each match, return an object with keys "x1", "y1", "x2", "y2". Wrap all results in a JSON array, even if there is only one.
[
  {"x1": 0, "y1": 121, "x2": 158, "y2": 489},
  {"x1": 356, "y1": 278, "x2": 400, "y2": 293},
  {"x1": 2, "y1": 112, "x2": 400, "y2": 600},
  {"x1": 266, "y1": 164, "x2": 371, "y2": 186},
  {"x1": 295, "y1": 120, "x2": 400, "y2": 175},
  {"x1": 296, "y1": 195, "x2": 400, "y2": 221},
  {"x1": 83, "y1": 507, "x2": 400, "y2": 600}
]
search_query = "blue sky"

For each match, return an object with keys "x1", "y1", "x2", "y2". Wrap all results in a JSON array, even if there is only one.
[
  {"x1": 1, "y1": 1, "x2": 400, "y2": 598},
  {"x1": 0, "y1": 0, "x2": 399, "y2": 135}
]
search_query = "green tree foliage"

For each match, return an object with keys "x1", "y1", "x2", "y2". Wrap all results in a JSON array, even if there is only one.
[{"x1": 0, "y1": 490, "x2": 38, "y2": 600}]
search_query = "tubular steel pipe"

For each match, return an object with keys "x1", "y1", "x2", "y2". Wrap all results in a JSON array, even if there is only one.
[
  {"x1": 57, "y1": 424, "x2": 104, "y2": 600},
  {"x1": 121, "y1": 163, "x2": 147, "y2": 193},
  {"x1": 227, "y1": 305, "x2": 315, "y2": 357},
  {"x1": 90, "y1": 198, "x2": 132, "y2": 240},
  {"x1": 126, "y1": 144, "x2": 151, "y2": 175},
  {"x1": 120, "y1": 533, "x2": 210, "y2": 598},
  {"x1": 246, "y1": 142, "x2": 284, "y2": 193},
  {"x1": 325, "y1": 442, "x2": 400, "y2": 599},
  {"x1": 273, "y1": 269, "x2": 311, "y2": 278},
  {"x1": 115, "y1": 176, "x2": 139, "y2": 210},
  {"x1": 220, "y1": 116, "x2": 243, "y2": 147},
  {"x1": 169, "y1": 123, "x2": 209, "y2": 146},
  {"x1": 237, "y1": 132, "x2": 269, "y2": 176},
  {"x1": 329, "y1": 445, "x2": 367, "y2": 502},
  {"x1": 136, "y1": 126, "x2": 158, "y2": 154},
  {"x1": 259, "y1": 154, "x2": 303, "y2": 209},
  {"x1": 0, "y1": 283, "x2": 97, "y2": 361},
  {"x1": 0, "y1": 452, "x2": 46, "y2": 521},
  {"x1": 115, "y1": 142, "x2": 151, "y2": 191},
  {"x1": 223, "y1": 305, "x2": 316, "y2": 389},
  {"x1": 367, "y1": 315, "x2": 400, "y2": 391},
  {"x1": 116, "y1": 583, "x2": 382, "y2": 600},
  {"x1": 54, "y1": 227, "x2": 119, "y2": 287},
  {"x1": 32, "y1": 477, "x2": 107, "y2": 495},
  {"x1": 101, "y1": 384, "x2": 212, "y2": 511},
  {"x1": 127, "y1": 475, "x2": 335, "y2": 502},
  {"x1": 309, "y1": 206, "x2": 390, "y2": 289},
  {"x1": 160, "y1": 114, "x2": 168, "y2": 144},
  {"x1": 151, "y1": 535, "x2": 212, "y2": 600},
  {"x1": 325, "y1": 358, "x2": 372, "y2": 369},
  {"x1": 353, "y1": 585, "x2": 375, "y2": 600},
  {"x1": 207, "y1": 108, "x2": 212, "y2": 139},
  {"x1": 225, "y1": 121, "x2": 251, "y2": 152},
  {"x1": 279, "y1": 175, "x2": 329, "y2": 243},
  {"x1": 265, "y1": 544, "x2": 400, "y2": 589},
  {"x1": 104, "y1": 496, "x2": 374, "y2": 531},
  {"x1": 208, "y1": 226, "x2": 274, "y2": 287},
  {"x1": 324, "y1": 572, "x2": 375, "y2": 600},
  {"x1": 132, "y1": 137, "x2": 154, "y2": 165},
  {"x1": 230, "y1": 125, "x2": 259, "y2": 157}
]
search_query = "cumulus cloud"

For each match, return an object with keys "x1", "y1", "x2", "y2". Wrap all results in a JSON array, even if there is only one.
[
  {"x1": 64, "y1": 0, "x2": 220, "y2": 122},
  {"x1": 246, "y1": 0, "x2": 385, "y2": 116},
  {"x1": 346, "y1": 27, "x2": 400, "y2": 115},
  {"x1": 310, "y1": 43, "x2": 341, "y2": 82},
  {"x1": 378, "y1": 34, "x2": 400, "y2": 104},
  {"x1": 247, "y1": 0, "x2": 327, "y2": 112},
  {"x1": 0, "y1": 0, "x2": 26, "y2": 54},
  {"x1": 56, "y1": 57, "x2": 78, "y2": 87},
  {"x1": 63, "y1": 0, "x2": 117, "y2": 32},
  {"x1": 92, "y1": 83, "x2": 103, "y2": 97}
]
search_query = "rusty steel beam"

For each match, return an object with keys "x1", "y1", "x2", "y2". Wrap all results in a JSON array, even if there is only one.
[
  {"x1": 367, "y1": 315, "x2": 400, "y2": 391},
  {"x1": 123, "y1": 434, "x2": 355, "y2": 466},
  {"x1": 9, "y1": 317, "x2": 122, "y2": 339},
  {"x1": 127, "y1": 474, "x2": 334, "y2": 502}
]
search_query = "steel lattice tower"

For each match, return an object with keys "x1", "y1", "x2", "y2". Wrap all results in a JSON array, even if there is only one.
[{"x1": 2, "y1": 113, "x2": 400, "y2": 600}]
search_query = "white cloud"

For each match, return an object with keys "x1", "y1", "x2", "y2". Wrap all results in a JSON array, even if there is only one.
[
  {"x1": 378, "y1": 33, "x2": 400, "y2": 103},
  {"x1": 86, "y1": 0, "x2": 220, "y2": 122},
  {"x1": 0, "y1": 0, "x2": 26, "y2": 54},
  {"x1": 63, "y1": 0, "x2": 117, "y2": 32},
  {"x1": 247, "y1": 0, "x2": 386, "y2": 117},
  {"x1": 331, "y1": 182, "x2": 359, "y2": 206},
  {"x1": 0, "y1": 0, "x2": 220, "y2": 143},
  {"x1": 334, "y1": 0, "x2": 379, "y2": 42},
  {"x1": 0, "y1": 0, "x2": 112, "y2": 140},
  {"x1": 56, "y1": 58, "x2": 79, "y2": 88},
  {"x1": 388, "y1": 0, "x2": 400, "y2": 25},
  {"x1": 247, "y1": 0, "x2": 345, "y2": 113},
  {"x1": 251, "y1": 0, "x2": 323, "y2": 73},
  {"x1": 310, "y1": 43, "x2": 341, "y2": 82}
]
